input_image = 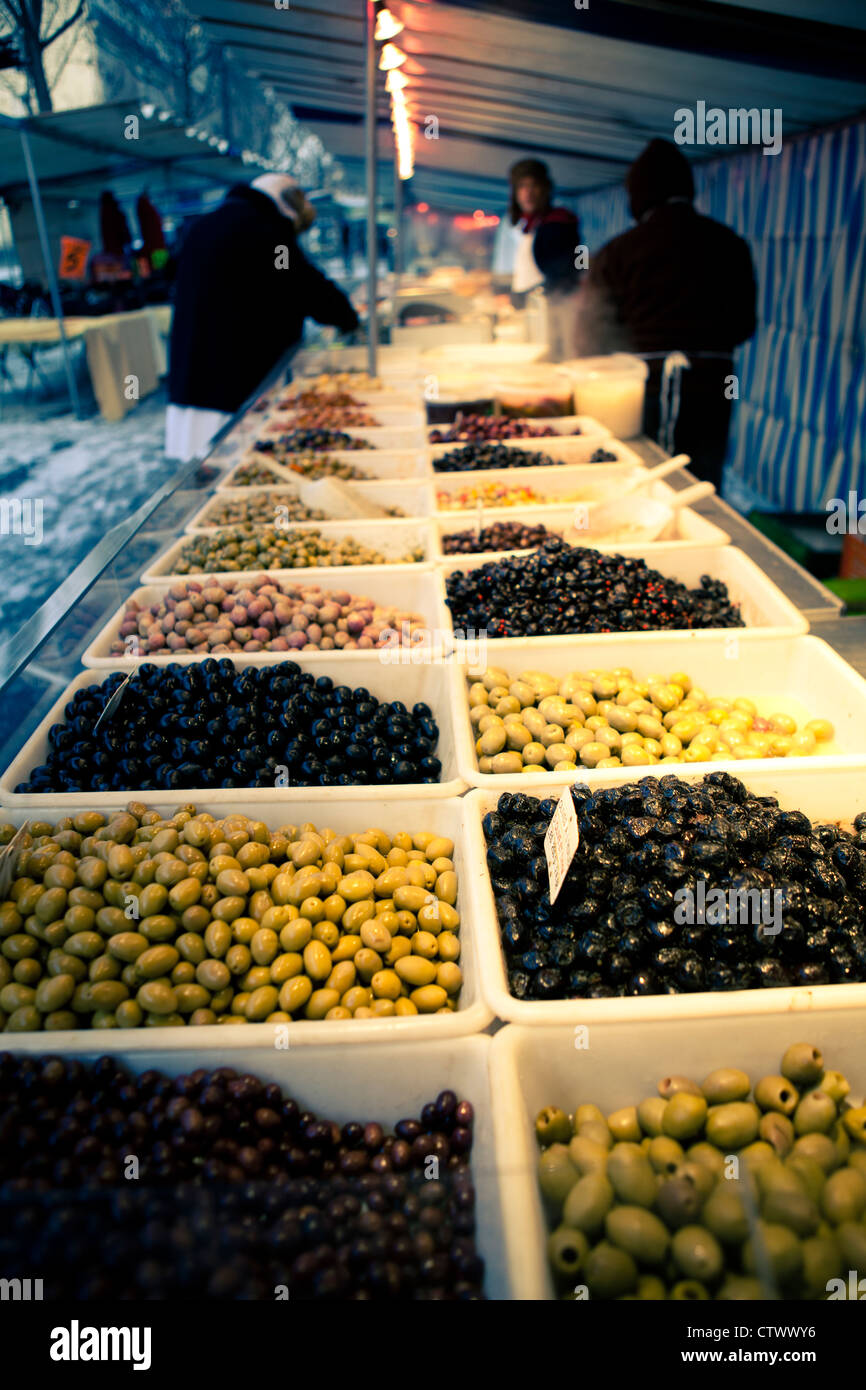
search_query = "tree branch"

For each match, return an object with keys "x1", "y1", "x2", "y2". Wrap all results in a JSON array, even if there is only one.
[{"x1": 42, "y1": 0, "x2": 84, "y2": 48}]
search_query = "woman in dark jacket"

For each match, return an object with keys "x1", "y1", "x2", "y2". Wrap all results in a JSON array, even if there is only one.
[
  {"x1": 508, "y1": 158, "x2": 581, "y2": 360},
  {"x1": 166, "y1": 175, "x2": 359, "y2": 461}
]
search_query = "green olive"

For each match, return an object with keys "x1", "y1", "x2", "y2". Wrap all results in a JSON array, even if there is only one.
[
  {"x1": 538, "y1": 1144, "x2": 579, "y2": 1208},
  {"x1": 561, "y1": 1172, "x2": 614, "y2": 1234},
  {"x1": 584, "y1": 1241, "x2": 637, "y2": 1298},
  {"x1": 759, "y1": 1110, "x2": 795, "y2": 1157},
  {"x1": 717, "y1": 1275, "x2": 767, "y2": 1300},
  {"x1": 536, "y1": 1107, "x2": 572, "y2": 1145},
  {"x1": 801, "y1": 1234, "x2": 842, "y2": 1298},
  {"x1": 658, "y1": 1075, "x2": 703, "y2": 1100},
  {"x1": 781, "y1": 1043, "x2": 824, "y2": 1087},
  {"x1": 791, "y1": 1132, "x2": 839, "y2": 1173},
  {"x1": 662, "y1": 1092, "x2": 708, "y2": 1141},
  {"x1": 608, "y1": 1107, "x2": 642, "y2": 1143},
  {"x1": 705, "y1": 1101, "x2": 760, "y2": 1150},
  {"x1": 744, "y1": 1221, "x2": 802, "y2": 1286},
  {"x1": 685, "y1": 1142, "x2": 726, "y2": 1181},
  {"x1": 838, "y1": 1221, "x2": 866, "y2": 1277},
  {"x1": 567, "y1": 1135, "x2": 609, "y2": 1175},
  {"x1": 607, "y1": 1144, "x2": 657, "y2": 1207},
  {"x1": 702, "y1": 1184, "x2": 750, "y2": 1245},
  {"x1": 793, "y1": 1089, "x2": 837, "y2": 1135},
  {"x1": 605, "y1": 1205, "x2": 670, "y2": 1264},
  {"x1": 647, "y1": 1135, "x2": 685, "y2": 1176},
  {"x1": 670, "y1": 1280, "x2": 709, "y2": 1300},
  {"x1": 547, "y1": 1226, "x2": 590, "y2": 1279},
  {"x1": 637, "y1": 1097, "x2": 668, "y2": 1137},
  {"x1": 655, "y1": 1174, "x2": 703, "y2": 1229},
  {"x1": 701, "y1": 1067, "x2": 751, "y2": 1105},
  {"x1": 754, "y1": 1073, "x2": 799, "y2": 1116},
  {"x1": 822, "y1": 1167, "x2": 866, "y2": 1225}
]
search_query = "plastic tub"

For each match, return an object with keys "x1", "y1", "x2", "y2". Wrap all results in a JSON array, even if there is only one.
[
  {"x1": 81, "y1": 571, "x2": 450, "y2": 669},
  {"x1": 0, "y1": 797, "x2": 492, "y2": 1049},
  {"x1": 266, "y1": 406, "x2": 425, "y2": 431},
  {"x1": 465, "y1": 763, "x2": 866, "y2": 1028},
  {"x1": 185, "y1": 481, "x2": 436, "y2": 532},
  {"x1": 437, "y1": 544, "x2": 810, "y2": 642},
  {"x1": 256, "y1": 423, "x2": 427, "y2": 452},
  {"x1": 221, "y1": 450, "x2": 432, "y2": 488},
  {"x1": 433, "y1": 495, "x2": 729, "y2": 560},
  {"x1": 451, "y1": 634, "x2": 866, "y2": 789},
  {"x1": 491, "y1": 1013, "x2": 866, "y2": 1299},
  {"x1": 493, "y1": 368, "x2": 574, "y2": 418},
  {"x1": 141, "y1": 520, "x2": 435, "y2": 584},
  {"x1": 428, "y1": 416, "x2": 611, "y2": 451},
  {"x1": 0, "y1": 656, "x2": 466, "y2": 806},
  {"x1": 431, "y1": 435, "x2": 639, "y2": 469},
  {"x1": 433, "y1": 461, "x2": 643, "y2": 511},
  {"x1": 560, "y1": 354, "x2": 649, "y2": 438}
]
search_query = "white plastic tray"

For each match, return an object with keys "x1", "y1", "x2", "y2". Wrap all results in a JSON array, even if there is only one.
[
  {"x1": 82, "y1": 571, "x2": 451, "y2": 669},
  {"x1": 0, "y1": 657, "x2": 466, "y2": 805},
  {"x1": 0, "y1": 796, "x2": 492, "y2": 1049},
  {"x1": 464, "y1": 763, "x2": 866, "y2": 1027},
  {"x1": 185, "y1": 481, "x2": 437, "y2": 532},
  {"x1": 141, "y1": 520, "x2": 436, "y2": 584},
  {"x1": 491, "y1": 1013, "x2": 866, "y2": 1300},
  {"x1": 433, "y1": 461, "x2": 641, "y2": 509},
  {"x1": 220, "y1": 449, "x2": 433, "y2": 488},
  {"x1": 433, "y1": 493, "x2": 730, "y2": 558},
  {"x1": 280, "y1": 380, "x2": 425, "y2": 410},
  {"x1": 429, "y1": 416, "x2": 612, "y2": 454},
  {"x1": 437, "y1": 544, "x2": 810, "y2": 642},
  {"x1": 267, "y1": 406, "x2": 425, "y2": 431},
  {"x1": 451, "y1": 634, "x2": 866, "y2": 789},
  {"x1": 256, "y1": 422, "x2": 427, "y2": 452}
]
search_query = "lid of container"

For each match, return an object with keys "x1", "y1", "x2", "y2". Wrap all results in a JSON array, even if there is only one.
[{"x1": 561, "y1": 353, "x2": 649, "y2": 381}]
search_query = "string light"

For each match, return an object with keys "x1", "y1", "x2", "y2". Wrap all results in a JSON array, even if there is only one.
[
  {"x1": 374, "y1": 6, "x2": 404, "y2": 41},
  {"x1": 385, "y1": 67, "x2": 408, "y2": 93},
  {"x1": 391, "y1": 81, "x2": 414, "y2": 179},
  {"x1": 378, "y1": 42, "x2": 406, "y2": 71}
]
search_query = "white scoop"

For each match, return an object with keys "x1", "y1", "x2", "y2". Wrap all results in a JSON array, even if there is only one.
[{"x1": 570, "y1": 478, "x2": 716, "y2": 545}]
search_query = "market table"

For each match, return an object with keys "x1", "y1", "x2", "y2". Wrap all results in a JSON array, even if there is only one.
[{"x1": 0, "y1": 305, "x2": 170, "y2": 420}]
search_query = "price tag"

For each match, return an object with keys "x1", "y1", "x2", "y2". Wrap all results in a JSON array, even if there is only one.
[
  {"x1": 58, "y1": 235, "x2": 91, "y2": 280},
  {"x1": 544, "y1": 786, "x2": 579, "y2": 904},
  {"x1": 0, "y1": 822, "x2": 30, "y2": 900}
]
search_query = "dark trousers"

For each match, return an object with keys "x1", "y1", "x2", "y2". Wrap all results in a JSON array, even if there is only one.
[{"x1": 643, "y1": 360, "x2": 734, "y2": 493}]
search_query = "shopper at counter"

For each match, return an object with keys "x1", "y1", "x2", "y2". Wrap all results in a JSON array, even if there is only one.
[
  {"x1": 166, "y1": 175, "x2": 359, "y2": 462},
  {"x1": 508, "y1": 159, "x2": 582, "y2": 360},
  {"x1": 574, "y1": 139, "x2": 757, "y2": 490}
]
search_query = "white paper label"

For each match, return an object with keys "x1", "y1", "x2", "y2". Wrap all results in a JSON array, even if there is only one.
[{"x1": 545, "y1": 787, "x2": 580, "y2": 904}]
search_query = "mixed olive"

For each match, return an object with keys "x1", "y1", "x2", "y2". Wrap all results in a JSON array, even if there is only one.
[
  {"x1": 429, "y1": 416, "x2": 578, "y2": 443},
  {"x1": 467, "y1": 663, "x2": 835, "y2": 774},
  {"x1": 165, "y1": 526, "x2": 425, "y2": 575},
  {"x1": 443, "y1": 521, "x2": 557, "y2": 555},
  {"x1": 538, "y1": 1043, "x2": 866, "y2": 1300},
  {"x1": 0, "y1": 807, "x2": 461, "y2": 1031}
]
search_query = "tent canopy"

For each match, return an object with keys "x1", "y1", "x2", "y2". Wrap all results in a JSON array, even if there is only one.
[
  {"x1": 0, "y1": 101, "x2": 265, "y2": 202},
  {"x1": 186, "y1": 0, "x2": 866, "y2": 209}
]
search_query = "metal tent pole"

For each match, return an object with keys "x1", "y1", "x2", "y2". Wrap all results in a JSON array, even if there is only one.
[
  {"x1": 364, "y1": 0, "x2": 378, "y2": 376},
  {"x1": 20, "y1": 127, "x2": 83, "y2": 419},
  {"x1": 393, "y1": 156, "x2": 403, "y2": 295}
]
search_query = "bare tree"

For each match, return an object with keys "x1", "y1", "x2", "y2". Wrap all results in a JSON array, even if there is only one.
[{"x1": 0, "y1": 0, "x2": 87, "y2": 112}]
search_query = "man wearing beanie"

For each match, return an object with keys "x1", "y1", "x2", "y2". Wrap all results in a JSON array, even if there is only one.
[
  {"x1": 508, "y1": 157, "x2": 582, "y2": 360},
  {"x1": 575, "y1": 138, "x2": 756, "y2": 489}
]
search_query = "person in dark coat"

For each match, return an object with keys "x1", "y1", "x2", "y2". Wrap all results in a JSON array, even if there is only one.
[
  {"x1": 508, "y1": 158, "x2": 581, "y2": 360},
  {"x1": 575, "y1": 138, "x2": 757, "y2": 489},
  {"x1": 166, "y1": 175, "x2": 359, "y2": 461}
]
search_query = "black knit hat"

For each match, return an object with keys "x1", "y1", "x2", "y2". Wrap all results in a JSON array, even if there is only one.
[
  {"x1": 509, "y1": 158, "x2": 553, "y2": 224},
  {"x1": 626, "y1": 139, "x2": 694, "y2": 221}
]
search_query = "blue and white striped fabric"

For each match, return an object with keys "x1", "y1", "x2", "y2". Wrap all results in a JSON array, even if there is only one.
[{"x1": 575, "y1": 119, "x2": 866, "y2": 511}]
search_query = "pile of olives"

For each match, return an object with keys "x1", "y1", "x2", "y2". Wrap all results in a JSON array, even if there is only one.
[
  {"x1": 538, "y1": 1043, "x2": 866, "y2": 1300},
  {"x1": 0, "y1": 808, "x2": 462, "y2": 1031},
  {"x1": 166, "y1": 526, "x2": 424, "y2": 575}
]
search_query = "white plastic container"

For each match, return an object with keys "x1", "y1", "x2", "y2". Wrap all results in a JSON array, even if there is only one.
[
  {"x1": 431, "y1": 435, "x2": 640, "y2": 471},
  {"x1": 185, "y1": 481, "x2": 437, "y2": 532},
  {"x1": 436, "y1": 545, "x2": 809, "y2": 641},
  {"x1": 141, "y1": 521, "x2": 435, "y2": 585},
  {"x1": 491, "y1": 1013, "x2": 866, "y2": 1300},
  {"x1": 81, "y1": 571, "x2": 450, "y2": 670},
  {"x1": 256, "y1": 421, "x2": 427, "y2": 452},
  {"x1": 0, "y1": 797, "x2": 492, "y2": 1049},
  {"x1": 433, "y1": 462, "x2": 642, "y2": 512},
  {"x1": 266, "y1": 406, "x2": 425, "y2": 432},
  {"x1": 451, "y1": 634, "x2": 866, "y2": 789},
  {"x1": 0, "y1": 657, "x2": 466, "y2": 805},
  {"x1": 428, "y1": 416, "x2": 611, "y2": 452},
  {"x1": 220, "y1": 450, "x2": 432, "y2": 488},
  {"x1": 560, "y1": 354, "x2": 649, "y2": 438},
  {"x1": 464, "y1": 763, "x2": 866, "y2": 1028},
  {"x1": 433, "y1": 496, "x2": 729, "y2": 560}
]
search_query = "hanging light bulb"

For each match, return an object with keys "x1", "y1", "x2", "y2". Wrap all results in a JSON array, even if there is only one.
[
  {"x1": 385, "y1": 68, "x2": 408, "y2": 93},
  {"x1": 374, "y1": 7, "x2": 403, "y2": 41},
  {"x1": 140, "y1": 102, "x2": 156, "y2": 119},
  {"x1": 378, "y1": 42, "x2": 406, "y2": 71}
]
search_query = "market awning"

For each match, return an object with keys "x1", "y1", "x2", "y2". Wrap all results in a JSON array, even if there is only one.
[
  {"x1": 0, "y1": 100, "x2": 268, "y2": 201},
  {"x1": 184, "y1": 0, "x2": 866, "y2": 209}
]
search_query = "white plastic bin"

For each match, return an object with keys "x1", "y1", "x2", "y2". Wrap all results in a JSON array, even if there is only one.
[
  {"x1": 221, "y1": 450, "x2": 433, "y2": 488},
  {"x1": 464, "y1": 763, "x2": 866, "y2": 1027},
  {"x1": 491, "y1": 1014, "x2": 866, "y2": 1299},
  {"x1": 81, "y1": 571, "x2": 450, "y2": 670},
  {"x1": 141, "y1": 521, "x2": 435, "y2": 585},
  {"x1": 0, "y1": 797, "x2": 492, "y2": 1050},
  {"x1": 0, "y1": 657, "x2": 466, "y2": 805},
  {"x1": 185, "y1": 481, "x2": 436, "y2": 532},
  {"x1": 451, "y1": 634, "x2": 866, "y2": 789},
  {"x1": 428, "y1": 415, "x2": 612, "y2": 451},
  {"x1": 437, "y1": 545, "x2": 809, "y2": 641},
  {"x1": 559, "y1": 354, "x2": 649, "y2": 439}
]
